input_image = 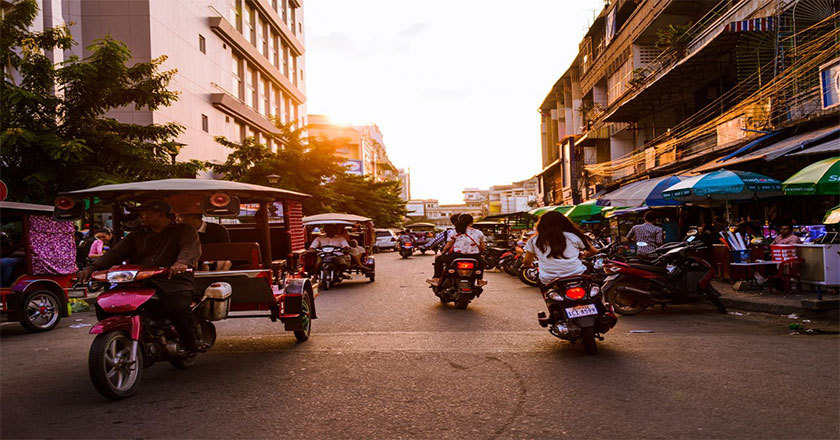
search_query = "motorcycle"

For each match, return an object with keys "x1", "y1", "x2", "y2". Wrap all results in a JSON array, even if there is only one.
[
  {"x1": 431, "y1": 257, "x2": 484, "y2": 309},
  {"x1": 399, "y1": 241, "x2": 414, "y2": 259},
  {"x1": 317, "y1": 246, "x2": 347, "y2": 290},
  {"x1": 88, "y1": 265, "x2": 227, "y2": 400},
  {"x1": 602, "y1": 237, "x2": 727, "y2": 315},
  {"x1": 537, "y1": 275, "x2": 616, "y2": 354},
  {"x1": 519, "y1": 261, "x2": 540, "y2": 287},
  {"x1": 483, "y1": 245, "x2": 511, "y2": 271}
]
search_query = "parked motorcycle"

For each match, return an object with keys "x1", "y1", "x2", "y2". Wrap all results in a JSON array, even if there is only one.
[
  {"x1": 537, "y1": 275, "x2": 616, "y2": 354},
  {"x1": 519, "y1": 262, "x2": 540, "y2": 287},
  {"x1": 399, "y1": 241, "x2": 414, "y2": 259},
  {"x1": 316, "y1": 246, "x2": 347, "y2": 290},
  {"x1": 483, "y1": 245, "x2": 511, "y2": 270},
  {"x1": 431, "y1": 257, "x2": 484, "y2": 309},
  {"x1": 602, "y1": 237, "x2": 727, "y2": 315},
  {"x1": 88, "y1": 265, "x2": 227, "y2": 399}
]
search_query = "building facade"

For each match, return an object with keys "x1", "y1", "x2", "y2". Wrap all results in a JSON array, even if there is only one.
[
  {"x1": 536, "y1": 0, "x2": 840, "y2": 207},
  {"x1": 463, "y1": 178, "x2": 539, "y2": 215},
  {"x1": 397, "y1": 168, "x2": 411, "y2": 201},
  {"x1": 307, "y1": 115, "x2": 400, "y2": 182},
  {"x1": 23, "y1": 0, "x2": 307, "y2": 164}
]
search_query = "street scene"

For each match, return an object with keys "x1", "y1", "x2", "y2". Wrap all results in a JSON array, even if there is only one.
[{"x1": 1, "y1": 0, "x2": 840, "y2": 439}]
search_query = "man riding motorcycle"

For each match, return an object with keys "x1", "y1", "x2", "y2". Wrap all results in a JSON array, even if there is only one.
[
  {"x1": 308, "y1": 224, "x2": 351, "y2": 270},
  {"x1": 77, "y1": 200, "x2": 208, "y2": 353}
]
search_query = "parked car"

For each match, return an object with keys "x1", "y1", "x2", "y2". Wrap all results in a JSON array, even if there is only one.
[{"x1": 374, "y1": 228, "x2": 399, "y2": 252}]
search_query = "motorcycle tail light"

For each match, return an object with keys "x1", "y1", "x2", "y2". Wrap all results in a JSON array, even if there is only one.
[
  {"x1": 456, "y1": 262, "x2": 475, "y2": 269},
  {"x1": 209, "y1": 192, "x2": 231, "y2": 207},
  {"x1": 565, "y1": 287, "x2": 586, "y2": 300},
  {"x1": 91, "y1": 271, "x2": 109, "y2": 281}
]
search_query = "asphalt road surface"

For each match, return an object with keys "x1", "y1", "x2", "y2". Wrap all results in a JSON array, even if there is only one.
[{"x1": 2, "y1": 251, "x2": 838, "y2": 439}]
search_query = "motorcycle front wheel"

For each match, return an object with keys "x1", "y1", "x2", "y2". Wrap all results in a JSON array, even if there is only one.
[
  {"x1": 518, "y1": 267, "x2": 540, "y2": 287},
  {"x1": 89, "y1": 331, "x2": 143, "y2": 400}
]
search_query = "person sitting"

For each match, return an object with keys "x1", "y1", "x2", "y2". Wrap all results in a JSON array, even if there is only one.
[
  {"x1": 0, "y1": 234, "x2": 25, "y2": 287},
  {"x1": 772, "y1": 223, "x2": 802, "y2": 245},
  {"x1": 522, "y1": 211, "x2": 598, "y2": 288},
  {"x1": 427, "y1": 214, "x2": 460, "y2": 253},
  {"x1": 309, "y1": 224, "x2": 351, "y2": 269},
  {"x1": 87, "y1": 228, "x2": 113, "y2": 259},
  {"x1": 346, "y1": 239, "x2": 366, "y2": 267},
  {"x1": 626, "y1": 211, "x2": 664, "y2": 256},
  {"x1": 176, "y1": 213, "x2": 232, "y2": 271},
  {"x1": 427, "y1": 214, "x2": 487, "y2": 287}
]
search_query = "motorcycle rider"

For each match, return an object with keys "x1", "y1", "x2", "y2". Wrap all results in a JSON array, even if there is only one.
[
  {"x1": 522, "y1": 211, "x2": 598, "y2": 287},
  {"x1": 309, "y1": 224, "x2": 351, "y2": 269},
  {"x1": 427, "y1": 214, "x2": 487, "y2": 287},
  {"x1": 77, "y1": 200, "x2": 208, "y2": 353},
  {"x1": 426, "y1": 214, "x2": 460, "y2": 254}
]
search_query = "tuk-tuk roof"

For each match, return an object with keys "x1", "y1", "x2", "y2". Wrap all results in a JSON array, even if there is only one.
[
  {"x1": 0, "y1": 201, "x2": 56, "y2": 214},
  {"x1": 61, "y1": 178, "x2": 311, "y2": 202},
  {"x1": 302, "y1": 213, "x2": 372, "y2": 224},
  {"x1": 406, "y1": 222, "x2": 435, "y2": 227},
  {"x1": 473, "y1": 221, "x2": 505, "y2": 226}
]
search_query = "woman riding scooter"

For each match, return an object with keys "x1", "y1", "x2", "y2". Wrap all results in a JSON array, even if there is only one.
[
  {"x1": 522, "y1": 211, "x2": 598, "y2": 286},
  {"x1": 427, "y1": 214, "x2": 488, "y2": 287}
]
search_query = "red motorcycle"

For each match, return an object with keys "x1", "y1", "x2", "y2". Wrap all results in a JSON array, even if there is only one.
[
  {"x1": 87, "y1": 265, "x2": 227, "y2": 400},
  {"x1": 601, "y1": 238, "x2": 726, "y2": 315}
]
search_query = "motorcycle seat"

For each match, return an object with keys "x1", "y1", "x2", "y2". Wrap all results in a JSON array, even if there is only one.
[{"x1": 627, "y1": 263, "x2": 669, "y2": 274}]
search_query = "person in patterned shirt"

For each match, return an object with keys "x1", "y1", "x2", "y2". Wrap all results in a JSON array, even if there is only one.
[{"x1": 626, "y1": 211, "x2": 664, "y2": 256}]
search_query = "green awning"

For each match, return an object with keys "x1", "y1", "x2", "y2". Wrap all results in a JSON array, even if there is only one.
[
  {"x1": 782, "y1": 156, "x2": 840, "y2": 195},
  {"x1": 565, "y1": 200, "x2": 604, "y2": 223}
]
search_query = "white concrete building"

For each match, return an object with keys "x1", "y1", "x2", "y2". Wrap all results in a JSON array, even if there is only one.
[{"x1": 28, "y1": 0, "x2": 307, "y2": 164}]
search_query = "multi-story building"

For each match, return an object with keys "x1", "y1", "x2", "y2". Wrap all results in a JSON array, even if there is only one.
[
  {"x1": 37, "y1": 0, "x2": 307, "y2": 164},
  {"x1": 425, "y1": 204, "x2": 485, "y2": 227},
  {"x1": 537, "y1": 0, "x2": 840, "y2": 207},
  {"x1": 397, "y1": 169, "x2": 411, "y2": 201},
  {"x1": 307, "y1": 115, "x2": 400, "y2": 182},
  {"x1": 463, "y1": 178, "x2": 538, "y2": 215},
  {"x1": 405, "y1": 199, "x2": 439, "y2": 218}
]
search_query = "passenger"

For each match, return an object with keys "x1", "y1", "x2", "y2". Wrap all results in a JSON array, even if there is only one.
[
  {"x1": 176, "y1": 213, "x2": 232, "y2": 271},
  {"x1": 427, "y1": 214, "x2": 487, "y2": 287},
  {"x1": 87, "y1": 228, "x2": 113, "y2": 259},
  {"x1": 522, "y1": 211, "x2": 598, "y2": 288},
  {"x1": 347, "y1": 239, "x2": 366, "y2": 267},
  {"x1": 0, "y1": 234, "x2": 25, "y2": 287}
]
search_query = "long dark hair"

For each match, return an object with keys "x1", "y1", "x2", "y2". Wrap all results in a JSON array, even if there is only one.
[
  {"x1": 535, "y1": 211, "x2": 589, "y2": 258},
  {"x1": 455, "y1": 214, "x2": 473, "y2": 234}
]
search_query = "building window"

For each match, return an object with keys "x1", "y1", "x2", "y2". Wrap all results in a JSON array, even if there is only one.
[
  {"x1": 269, "y1": 33, "x2": 278, "y2": 68},
  {"x1": 244, "y1": 3, "x2": 255, "y2": 45},
  {"x1": 229, "y1": 0, "x2": 241, "y2": 31},
  {"x1": 273, "y1": 89, "x2": 281, "y2": 119},
  {"x1": 256, "y1": 18, "x2": 265, "y2": 56},
  {"x1": 199, "y1": 34, "x2": 206, "y2": 53},
  {"x1": 260, "y1": 79, "x2": 269, "y2": 116},
  {"x1": 245, "y1": 66, "x2": 256, "y2": 109},
  {"x1": 231, "y1": 54, "x2": 243, "y2": 100},
  {"x1": 284, "y1": 95, "x2": 291, "y2": 123},
  {"x1": 293, "y1": 103, "x2": 298, "y2": 123},
  {"x1": 292, "y1": 56, "x2": 297, "y2": 86},
  {"x1": 201, "y1": 114, "x2": 209, "y2": 132},
  {"x1": 282, "y1": 42, "x2": 289, "y2": 77},
  {"x1": 281, "y1": 0, "x2": 287, "y2": 23},
  {"x1": 290, "y1": 7, "x2": 296, "y2": 34}
]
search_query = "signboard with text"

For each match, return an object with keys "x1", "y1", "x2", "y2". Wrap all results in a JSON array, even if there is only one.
[{"x1": 343, "y1": 160, "x2": 363, "y2": 175}]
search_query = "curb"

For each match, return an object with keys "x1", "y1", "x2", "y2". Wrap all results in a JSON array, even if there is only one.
[{"x1": 721, "y1": 297, "x2": 840, "y2": 320}]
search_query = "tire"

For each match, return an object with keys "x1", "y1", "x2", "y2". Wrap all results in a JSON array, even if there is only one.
[
  {"x1": 705, "y1": 286, "x2": 727, "y2": 314},
  {"x1": 89, "y1": 331, "x2": 143, "y2": 400},
  {"x1": 608, "y1": 287, "x2": 647, "y2": 316},
  {"x1": 294, "y1": 290, "x2": 312, "y2": 342},
  {"x1": 503, "y1": 260, "x2": 518, "y2": 276},
  {"x1": 200, "y1": 320, "x2": 217, "y2": 346},
  {"x1": 518, "y1": 267, "x2": 540, "y2": 287},
  {"x1": 368, "y1": 273, "x2": 375, "y2": 282},
  {"x1": 319, "y1": 269, "x2": 331, "y2": 291},
  {"x1": 372, "y1": 246, "x2": 380, "y2": 254},
  {"x1": 581, "y1": 327, "x2": 597, "y2": 355},
  {"x1": 20, "y1": 290, "x2": 62, "y2": 332},
  {"x1": 455, "y1": 296, "x2": 470, "y2": 310}
]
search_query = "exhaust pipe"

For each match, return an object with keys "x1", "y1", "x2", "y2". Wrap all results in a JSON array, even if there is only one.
[{"x1": 616, "y1": 285, "x2": 652, "y2": 299}]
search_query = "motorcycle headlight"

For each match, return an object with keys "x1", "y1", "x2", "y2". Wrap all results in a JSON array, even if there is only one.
[
  {"x1": 107, "y1": 270, "x2": 138, "y2": 283},
  {"x1": 547, "y1": 291, "x2": 564, "y2": 302}
]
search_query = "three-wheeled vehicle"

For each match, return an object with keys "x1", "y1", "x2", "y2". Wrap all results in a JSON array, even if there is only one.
[
  {"x1": 1, "y1": 201, "x2": 87, "y2": 332},
  {"x1": 472, "y1": 221, "x2": 511, "y2": 247},
  {"x1": 302, "y1": 213, "x2": 375, "y2": 289},
  {"x1": 405, "y1": 222, "x2": 435, "y2": 253},
  {"x1": 55, "y1": 179, "x2": 316, "y2": 399}
]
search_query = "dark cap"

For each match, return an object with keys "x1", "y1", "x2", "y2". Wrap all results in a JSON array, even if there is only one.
[{"x1": 133, "y1": 200, "x2": 172, "y2": 214}]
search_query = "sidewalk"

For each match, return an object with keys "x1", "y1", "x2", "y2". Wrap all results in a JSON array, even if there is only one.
[{"x1": 713, "y1": 280, "x2": 840, "y2": 320}]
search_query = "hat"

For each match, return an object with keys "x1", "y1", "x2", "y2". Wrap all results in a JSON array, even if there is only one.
[{"x1": 133, "y1": 200, "x2": 172, "y2": 214}]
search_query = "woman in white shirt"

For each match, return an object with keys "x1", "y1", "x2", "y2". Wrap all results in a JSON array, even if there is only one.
[
  {"x1": 427, "y1": 214, "x2": 487, "y2": 286},
  {"x1": 522, "y1": 211, "x2": 598, "y2": 286}
]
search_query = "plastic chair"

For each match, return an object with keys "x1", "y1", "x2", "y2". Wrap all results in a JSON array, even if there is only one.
[{"x1": 762, "y1": 257, "x2": 805, "y2": 295}]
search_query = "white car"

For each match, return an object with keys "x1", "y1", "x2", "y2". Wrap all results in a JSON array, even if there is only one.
[{"x1": 374, "y1": 229, "x2": 399, "y2": 252}]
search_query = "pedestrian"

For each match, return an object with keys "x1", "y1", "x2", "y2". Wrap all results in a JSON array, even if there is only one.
[
  {"x1": 626, "y1": 211, "x2": 664, "y2": 256},
  {"x1": 771, "y1": 222, "x2": 802, "y2": 245},
  {"x1": 521, "y1": 211, "x2": 598, "y2": 287}
]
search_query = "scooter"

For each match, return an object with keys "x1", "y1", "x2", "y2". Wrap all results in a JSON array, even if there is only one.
[
  {"x1": 602, "y1": 237, "x2": 727, "y2": 315},
  {"x1": 537, "y1": 275, "x2": 616, "y2": 354},
  {"x1": 87, "y1": 265, "x2": 228, "y2": 400},
  {"x1": 399, "y1": 241, "x2": 414, "y2": 259},
  {"x1": 431, "y1": 257, "x2": 484, "y2": 309},
  {"x1": 316, "y1": 246, "x2": 347, "y2": 290}
]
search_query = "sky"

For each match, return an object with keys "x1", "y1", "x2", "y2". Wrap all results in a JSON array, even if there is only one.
[{"x1": 304, "y1": 0, "x2": 604, "y2": 204}]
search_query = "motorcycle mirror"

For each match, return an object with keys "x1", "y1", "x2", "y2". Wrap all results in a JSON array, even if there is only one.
[{"x1": 636, "y1": 241, "x2": 648, "y2": 247}]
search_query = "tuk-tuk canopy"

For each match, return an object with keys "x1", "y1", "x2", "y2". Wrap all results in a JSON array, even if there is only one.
[
  {"x1": 0, "y1": 201, "x2": 56, "y2": 214},
  {"x1": 405, "y1": 222, "x2": 435, "y2": 229},
  {"x1": 302, "y1": 213, "x2": 372, "y2": 225},
  {"x1": 61, "y1": 178, "x2": 311, "y2": 203}
]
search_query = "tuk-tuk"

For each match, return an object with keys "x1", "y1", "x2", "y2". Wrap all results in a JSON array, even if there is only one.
[
  {"x1": 302, "y1": 213, "x2": 375, "y2": 288},
  {"x1": 55, "y1": 178, "x2": 317, "y2": 340},
  {"x1": 405, "y1": 222, "x2": 435, "y2": 249},
  {"x1": 472, "y1": 221, "x2": 511, "y2": 246},
  {"x1": 1, "y1": 201, "x2": 87, "y2": 332}
]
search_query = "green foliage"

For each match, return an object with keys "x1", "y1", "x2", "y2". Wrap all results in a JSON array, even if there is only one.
[
  {"x1": 210, "y1": 123, "x2": 407, "y2": 227},
  {"x1": 655, "y1": 23, "x2": 693, "y2": 59},
  {"x1": 0, "y1": 0, "x2": 202, "y2": 203}
]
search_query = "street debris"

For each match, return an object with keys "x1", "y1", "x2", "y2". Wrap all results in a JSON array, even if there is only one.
[
  {"x1": 785, "y1": 313, "x2": 799, "y2": 319},
  {"x1": 728, "y1": 311, "x2": 745, "y2": 316},
  {"x1": 788, "y1": 323, "x2": 840, "y2": 335},
  {"x1": 69, "y1": 323, "x2": 92, "y2": 328},
  {"x1": 69, "y1": 299, "x2": 89, "y2": 313},
  {"x1": 629, "y1": 330, "x2": 654, "y2": 333}
]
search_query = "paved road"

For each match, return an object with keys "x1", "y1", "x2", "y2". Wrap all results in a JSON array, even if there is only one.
[{"x1": 2, "y1": 251, "x2": 838, "y2": 439}]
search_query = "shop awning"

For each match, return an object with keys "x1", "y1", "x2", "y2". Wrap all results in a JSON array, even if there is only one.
[
  {"x1": 692, "y1": 126, "x2": 840, "y2": 173},
  {"x1": 598, "y1": 175, "x2": 686, "y2": 208},
  {"x1": 787, "y1": 138, "x2": 840, "y2": 156}
]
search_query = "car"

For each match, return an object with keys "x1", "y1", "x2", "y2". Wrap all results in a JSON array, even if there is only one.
[{"x1": 374, "y1": 228, "x2": 399, "y2": 252}]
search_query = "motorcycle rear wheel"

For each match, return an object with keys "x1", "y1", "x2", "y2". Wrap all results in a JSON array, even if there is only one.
[
  {"x1": 455, "y1": 296, "x2": 470, "y2": 310},
  {"x1": 503, "y1": 261, "x2": 518, "y2": 276},
  {"x1": 608, "y1": 287, "x2": 647, "y2": 316},
  {"x1": 89, "y1": 331, "x2": 143, "y2": 400},
  {"x1": 581, "y1": 327, "x2": 597, "y2": 355}
]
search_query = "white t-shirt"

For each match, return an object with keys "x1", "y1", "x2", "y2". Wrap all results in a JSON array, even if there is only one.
[
  {"x1": 524, "y1": 232, "x2": 587, "y2": 284},
  {"x1": 310, "y1": 235, "x2": 349, "y2": 249},
  {"x1": 451, "y1": 228, "x2": 485, "y2": 254}
]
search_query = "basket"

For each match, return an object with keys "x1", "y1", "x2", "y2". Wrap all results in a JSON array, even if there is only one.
[{"x1": 770, "y1": 245, "x2": 797, "y2": 262}]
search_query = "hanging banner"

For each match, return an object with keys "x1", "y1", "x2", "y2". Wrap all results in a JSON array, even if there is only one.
[{"x1": 820, "y1": 57, "x2": 840, "y2": 110}]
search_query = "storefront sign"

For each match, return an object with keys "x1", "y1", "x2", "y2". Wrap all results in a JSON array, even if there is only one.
[
  {"x1": 342, "y1": 160, "x2": 363, "y2": 175},
  {"x1": 820, "y1": 57, "x2": 840, "y2": 110}
]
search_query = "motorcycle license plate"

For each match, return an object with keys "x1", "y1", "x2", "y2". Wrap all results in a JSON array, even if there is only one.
[{"x1": 565, "y1": 304, "x2": 598, "y2": 318}]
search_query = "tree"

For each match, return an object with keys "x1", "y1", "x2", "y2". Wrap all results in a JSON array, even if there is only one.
[
  {"x1": 211, "y1": 123, "x2": 407, "y2": 226},
  {"x1": 0, "y1": 0, "x2": 202, "y2": 203}
]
